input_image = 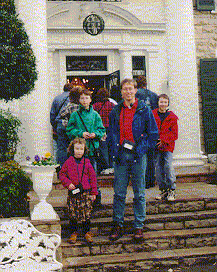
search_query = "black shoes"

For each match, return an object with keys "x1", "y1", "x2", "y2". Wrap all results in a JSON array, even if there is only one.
[
  {"x1": 133, "y1": 228, "x2": 144, "y2": 242},
  {"x1": 109, "y1": 225, "x2": 123, "y2": 241}
]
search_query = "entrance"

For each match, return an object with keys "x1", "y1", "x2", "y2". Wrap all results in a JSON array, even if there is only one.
[
  {"x1": 67, "y1": 71, "x2": 121, "y2": 103},
  {"x1": 67, "y1": 75, "x2": 106, "y2": 103}
]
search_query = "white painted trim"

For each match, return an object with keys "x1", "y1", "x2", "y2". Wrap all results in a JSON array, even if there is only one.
[
  {"x1": 47, "y1": 44, "x2": 160, "y2": 53},
  {"x1": 47, "y1": 24, "x2": 166, "y2": 32}
]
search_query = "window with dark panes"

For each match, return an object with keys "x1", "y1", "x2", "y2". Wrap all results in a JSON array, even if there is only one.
[
  {"x1": 132, "y1": 56, "x2": 146, "y2": 79},
  {"x1": 200, "y1": 58, "x2": 217, "y2": 154},
  {"x1": 196, "y1": 0, "x2": 215, "y2": 10},
  {"x1": 66, "y1": 56, "x2": 107, "y2": 71}
]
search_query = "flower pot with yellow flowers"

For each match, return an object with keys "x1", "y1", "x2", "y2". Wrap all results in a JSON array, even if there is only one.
[{"x1": 23, "y1": 152, "x2": 59, "y2": 220}]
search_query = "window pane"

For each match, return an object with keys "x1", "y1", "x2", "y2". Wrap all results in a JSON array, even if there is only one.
[{"x1": 66, "y1": 56, "x2": 107, "y2": 71}]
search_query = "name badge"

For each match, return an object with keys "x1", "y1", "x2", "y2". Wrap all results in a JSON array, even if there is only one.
[
  {"x1": 123, "y1": 142, "x2": 134, "y2": 150},
  {"x1": 72, "y1": 188, "x2": 80, "y2": 195}
]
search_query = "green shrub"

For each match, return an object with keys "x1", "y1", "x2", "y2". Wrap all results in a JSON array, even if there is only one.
[
  {"x1": 0, "y1": 0, "x2": 38, "y2": 101},
  {"x1": 0, "y1": 160, "x2": 32, "y2": 218},
  {"x1": 0, "y1": 109, "x2": 21, "y2": 162}
]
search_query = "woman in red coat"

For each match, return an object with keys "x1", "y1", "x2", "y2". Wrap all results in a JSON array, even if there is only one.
[{"x1": 152, "y1": 94, "x2": 178, "y2": 201}]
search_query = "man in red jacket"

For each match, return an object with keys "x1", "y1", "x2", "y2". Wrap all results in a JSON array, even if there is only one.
[{"x1": 152, "y1": 94, "x2": 178, "y2": 201}]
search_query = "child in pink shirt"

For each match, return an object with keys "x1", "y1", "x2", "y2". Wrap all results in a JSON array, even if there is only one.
[{"x1": 59, "y1": 137, "x2": 98, "y2": 244}]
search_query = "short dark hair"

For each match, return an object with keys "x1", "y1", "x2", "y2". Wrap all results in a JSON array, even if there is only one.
[
  {"x1": 67, "y1": 137, "x2": 89, "y2": 156},
  {"x1": 69, "y1": 86, "x2": 84, "y2": 103},
  {"x1": 78, "y1": 89, "x2": 93, "y2": 99},
  {"x1": 63, "y1": 83, "x2": 73, "y2": 92},
  {"x1": 158, "y1": 94, "x2": 170, "y2": 105},
  {"x1": 95, "y1": 88, "x2": 109, "y2": 102},
  {"x1": 136, "y1": 76, "x2": 147, "y2": 89},
  {"x1": 120, "y1": 78, "x2": 137, "y2": 89}
]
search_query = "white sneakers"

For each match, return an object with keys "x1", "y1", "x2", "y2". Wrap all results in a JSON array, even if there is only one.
[
  {"x1": 167, "y1": 190, "x2": 175, "y2": 201},
  {"x1": 155, "y1": 190, "x2": 168, "y2": 200},
  {"x1": 156, "y1": 189, "x2": 175, "y2": 201},
  {"x1": 100, "y1": 168, "x2": 114, "y2": 175}
]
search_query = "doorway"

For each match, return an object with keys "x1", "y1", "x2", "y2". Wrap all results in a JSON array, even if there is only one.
[{"x1": 67, "y1": 72, "x2": 121, "y2": 103}]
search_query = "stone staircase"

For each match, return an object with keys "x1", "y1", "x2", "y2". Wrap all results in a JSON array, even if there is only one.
[{"x1": 29, "y1": 179, "x2": 217, "y2": 271}]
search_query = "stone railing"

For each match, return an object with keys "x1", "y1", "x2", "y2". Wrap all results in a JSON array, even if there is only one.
[{"x1": 0, "y1": 219, "x2": 63, "y2": 272}]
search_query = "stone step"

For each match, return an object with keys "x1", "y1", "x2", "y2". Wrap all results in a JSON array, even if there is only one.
[
  {"x1": 61, "y1": 227, "x2": 217, "y2": 258},
  {"x1": 62, "y1": 245, "x2": 217, "y2": 271},
  {"x1": 29, "y1": 183, "x2": 217, "y2": 214},
  {"x1": 55, "y1": 197, "x2": 217, "y2": 221},
  {"x1": 60, "y1": 209, "x2": 217, "y2": 238},
  {"x1": 50, "y1": 163, "x2": 216, "y2": 188}
]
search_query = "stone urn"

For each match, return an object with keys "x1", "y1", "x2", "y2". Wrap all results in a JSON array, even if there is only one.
[{"x1": 29, "y1": 165, "x2": 59, "y2": 220}]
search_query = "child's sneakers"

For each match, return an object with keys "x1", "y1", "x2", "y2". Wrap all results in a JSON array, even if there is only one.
[
  {"x1": 155, "y1": 190, "x2": 168, "y2": 200},
  {"x1": 68, "y1": 232, "x2": 78, "y2": 244},
  {"x1": 84, "y1": 231, "x2": 93, "y2": 243},
  {"x1": 167, "y1": 190, "x2": 175, "y2": 201}
]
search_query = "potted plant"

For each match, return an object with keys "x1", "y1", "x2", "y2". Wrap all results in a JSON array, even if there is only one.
[{"x1": 25, "y1": 153, "x2": 59, "y2": 220}]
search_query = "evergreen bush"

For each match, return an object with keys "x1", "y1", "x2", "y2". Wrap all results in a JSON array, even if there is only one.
[
  {"x1": 0, "y1": 0, "x2": 38, "y2": 101},
  {"x1": 0, "y1": 161, "x2": 32, "y2": 218},
  {"x1": 0, "y1": 1, "x2": 38, "y2": 218},
  {"x1": 0, "y1": 109, "x2": 21, "y2": 162}
]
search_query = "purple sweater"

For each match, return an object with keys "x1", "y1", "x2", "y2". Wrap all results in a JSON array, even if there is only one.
[{"x1": 59, "y1": 156, "x2": 98, "y2": 195}]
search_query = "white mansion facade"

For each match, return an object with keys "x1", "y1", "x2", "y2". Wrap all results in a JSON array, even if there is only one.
[{"x1": 3, "y1": 0, "x2": 208, "y2": 170}]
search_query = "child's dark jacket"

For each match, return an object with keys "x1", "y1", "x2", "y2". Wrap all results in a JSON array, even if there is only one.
[
  {"x1": 152, "y1": 108, "x2": 178, "y2": 153},
  {"x1": 59, "y1": 156, "x2": 98, "y2": 195}
]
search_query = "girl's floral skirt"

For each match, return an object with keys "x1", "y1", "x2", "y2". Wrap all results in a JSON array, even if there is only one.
[{"x1": 67, "y1": 190, "x2": 93, "y2": 223}]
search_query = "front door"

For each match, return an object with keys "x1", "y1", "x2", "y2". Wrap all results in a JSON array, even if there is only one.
[{"x1": 106, "y1": 70, "x2": 121, "y2": 102}]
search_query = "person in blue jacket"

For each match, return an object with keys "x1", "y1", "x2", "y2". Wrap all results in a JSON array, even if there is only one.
[
  {"x1": 136, "y1": 75, "x2": 159, "y2": 189},
  {"x1": 107, "y1": 78, "x2": 158, "y2": 242}
]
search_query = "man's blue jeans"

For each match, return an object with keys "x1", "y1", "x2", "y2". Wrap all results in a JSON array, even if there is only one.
[
  {"x1": 113, "y1": 151, "x2": 147, "y2": 229},
  {"x1": 156, "y1": 151, "x2": 176, "y2": 191}
]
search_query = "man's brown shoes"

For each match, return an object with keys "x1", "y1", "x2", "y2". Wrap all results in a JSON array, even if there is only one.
[
  {"x1": 133, "y1": 228, "x2": 144, "y2": 242},
  {"x1": 109, "y1": 225, "x2": 123, "y2": 241}
]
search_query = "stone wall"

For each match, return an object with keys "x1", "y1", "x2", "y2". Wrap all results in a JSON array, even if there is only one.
[{"x1": 193, "y1": 10, "x2": 217, "y2": 153}]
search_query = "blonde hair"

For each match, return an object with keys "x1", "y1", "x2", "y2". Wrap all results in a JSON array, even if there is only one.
[{"x1": 120, "y1": 78, "x2": 137, "y2": 89}]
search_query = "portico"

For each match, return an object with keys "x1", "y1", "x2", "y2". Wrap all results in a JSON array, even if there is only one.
[{"x1": 11, "y1": 0, "x2": 205, "y2": 172}]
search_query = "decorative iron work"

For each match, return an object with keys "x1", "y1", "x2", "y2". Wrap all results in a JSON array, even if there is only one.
[
  {"x1": 66, "y1": 56, "x2": 107, "y2": 71},
  {"x1": 83, "y1": 14, "x2": 105, "y2": 36}
]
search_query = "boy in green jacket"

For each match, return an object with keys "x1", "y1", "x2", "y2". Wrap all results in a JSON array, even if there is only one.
[{"x1": 66, "y1": 89, "x2": 105, "y2": 206}]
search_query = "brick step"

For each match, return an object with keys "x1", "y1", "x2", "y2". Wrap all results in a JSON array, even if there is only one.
[
  {"x1": 61, "y1": 227, "x2": 217, "y2": 259},
  {"x1": 55, "y1": 197, "x2": 217, "y2": 221},
  {"x1": 60, "y1": 209, "x2": 217, "y2": 238},
  {"x1": 51, "y1": 163, "x2": 215, "y2": 189},
  {"x1": 62, "y1": 245, "x2": 217, "y2": 271},
  {"x1": 53, "y1": 173, "x2": 216, "y2": 188},
  {"x1": 29, "y1": 186, "x2": 217, "y2": 216}
]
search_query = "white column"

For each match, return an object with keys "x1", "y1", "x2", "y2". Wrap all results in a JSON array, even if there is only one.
[
  {"x1": 165, "y1": 0, "x2": 203, "y2": 166},
  {"x1": 119, "y1": 50, "x2": 133, "y2": 81},
  {"x1": 15, "y1": 0, "x2": 50, "y2": 159}
]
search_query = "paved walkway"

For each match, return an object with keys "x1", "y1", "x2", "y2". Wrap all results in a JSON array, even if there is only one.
[{"x1": 101, "y1": 182, "x2": 217, "y2": 204}]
